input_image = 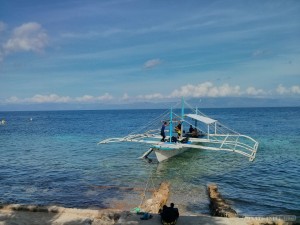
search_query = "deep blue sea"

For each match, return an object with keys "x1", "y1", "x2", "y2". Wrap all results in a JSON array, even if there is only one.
[{"x1": 0, "y1": 107, "x2": 299, "y2": 217}]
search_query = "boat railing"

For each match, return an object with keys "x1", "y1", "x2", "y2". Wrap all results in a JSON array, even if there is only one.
[
  {"x1": 219, "y1": 134, "x2": 230, "y2": 149},
  {"x1": 213, "y1": 134, "x2": 258, "y2": 161}
]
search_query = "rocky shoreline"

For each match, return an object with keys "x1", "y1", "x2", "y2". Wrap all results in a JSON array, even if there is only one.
[
  {"x1": 0, "y1": 182, "x2": 295, "y2": 225},
  {"x1": 0, "y1": 204, "x2": 293, "y2": 225}
]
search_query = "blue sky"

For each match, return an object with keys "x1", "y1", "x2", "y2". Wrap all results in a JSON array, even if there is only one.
[{"x1": 0, "y1": 0, "x2": 299, "y2": 108}]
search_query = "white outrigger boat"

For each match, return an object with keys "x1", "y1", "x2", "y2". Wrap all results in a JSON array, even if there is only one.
[{"x1": 98, "y1": 99, "x2": 258, "y2": 162}]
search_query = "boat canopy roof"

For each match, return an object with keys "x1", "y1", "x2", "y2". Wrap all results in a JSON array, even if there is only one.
[{"x1": 185, "y1": 114, "x2": 217, "y2": 125}]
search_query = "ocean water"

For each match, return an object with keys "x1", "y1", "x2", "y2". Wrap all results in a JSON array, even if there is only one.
[{"x1": 0, "y1": 107, "x2": 299, "y2": 217}]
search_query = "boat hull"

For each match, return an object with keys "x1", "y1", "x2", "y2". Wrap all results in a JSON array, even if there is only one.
[{"x1": 153, "y1": 147, "x2": 189, "y2": 162}]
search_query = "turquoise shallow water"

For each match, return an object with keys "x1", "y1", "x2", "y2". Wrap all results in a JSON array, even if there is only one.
[{"x1": 0, "y1": 107, "x2": 299, "y2": 217}]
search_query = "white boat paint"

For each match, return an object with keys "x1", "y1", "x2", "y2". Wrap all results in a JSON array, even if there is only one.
[{"x1": 154, "y1": 146, "x2": 189, "y2": 162}]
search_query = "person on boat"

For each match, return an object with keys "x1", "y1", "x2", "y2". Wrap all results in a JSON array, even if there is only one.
[
  {"x1": 161, "y1": 121, "x2": 168, "y2": 142},
  {"x1": 192, "y1": 128, "x2": 199, "y2": 137},
  {"x1": 189, "y1": 125, "x2": 194, "y2": 133},
  {"x1": 175, "y1": 122, "x2": 181, "y2": 138}
]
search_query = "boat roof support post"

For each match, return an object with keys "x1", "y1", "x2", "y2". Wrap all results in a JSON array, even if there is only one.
[
  {"x1": 207, "y1": 124, "x2": 210, "y2": 140},
  {"x1": 215, "y1": 122, "x2": 217, "y2": 135},
  {"x1": 195, "y1": 106, "x2": 198, "y2": 128}
]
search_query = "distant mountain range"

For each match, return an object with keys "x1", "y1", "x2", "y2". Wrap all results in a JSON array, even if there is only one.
[{"x1": 0, "y1": 97, "x2": 299, "y2": 111}]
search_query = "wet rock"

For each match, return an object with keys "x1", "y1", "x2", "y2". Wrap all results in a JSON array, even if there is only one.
[
  {"x1": 207, "y1": 184, "x2": 238, "y2": 218},
  {"x1": 95, "y1": 210, "x2": 122, "y2": 225},
  {"x1": 140, "y1": 181, "x2": 170, "y2": 213}
]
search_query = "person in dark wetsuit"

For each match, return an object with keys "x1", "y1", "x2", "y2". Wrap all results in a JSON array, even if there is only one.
[
  {"x1": 160, "y1": 205, "x2": 168, "y2": 214},
  {"x1": 170, "y1": 203, "x2": 179, "y2": 219},
  {"x1": 161, "y1": 122, "x2": 168, "y2": 142},
  {"x1": 189, "y1": 125, "x2": 194, "y2": 133},
  {"x1": 160, "y1": 204, "x2": 178, "y2": 225}
]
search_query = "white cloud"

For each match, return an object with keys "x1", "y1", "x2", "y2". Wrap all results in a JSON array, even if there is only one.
[
  {"x1": 143, "y1": 58, "x2": 162, "y2": 69},
  {"x1": 29, "y1": 94, "x2": 71, "y2": 103},
  {"x1": 276, "y1": 84, "x2": 300, "y2": 95},
  {"x1": 137, "y1": 93, "x2": 164, "y2": 100},
  {"x1": 121, "y1": 93, "x2": 130, "y2": 101},
  {"x1": 5, "y1": 96, "x2": 20, "y2": 103},
  {"x1": 3, "y1": 83, "x2": 299, "y2": 106},
  {"x1": 75, "y1": 93, "x2": 113, "y2": 102},
  {"x1": 170, "y1": 82, "x2": 241, "y2": 98},
  {"x1": 291, "y1": 85, "x2": 300, "y2": 94},
  {"x1": 4, "y1": 94, "x2": 70, "y2": 103},
  {"x1": 95, "y1": 93, "x2": 113, "y2": 101},
  {"x1": 246, "y1": 87, "x2": 266, "y2": 95},
  {"x1": 75, "y1": 95, "x2": 95, "y2": 102},
  {"x1": 73, "y1": 93, "x2": 114, "y2": 102},
  {"x1": 4, "y1": 93, "x2": 113, "y2": 104},
  {"x1": 276, "y1": 84, "x2": 288, "y2": 95},
  {"x1": 3, "y1": 22, "x2": 48, "y2": 54}
]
